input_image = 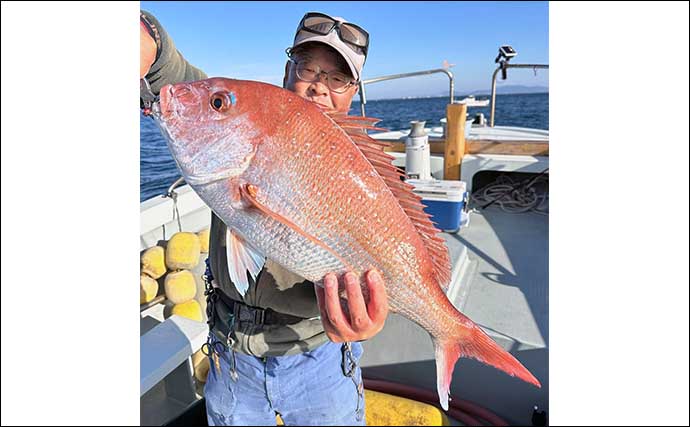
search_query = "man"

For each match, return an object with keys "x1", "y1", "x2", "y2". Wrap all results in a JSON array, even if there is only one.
[{"x1": 140, "y1": 10, "x2": 388, "y2": 426}]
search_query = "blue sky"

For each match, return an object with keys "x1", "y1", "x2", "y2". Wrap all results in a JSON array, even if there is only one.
[{"x1": 141, "y1": 1, "x2": 548, "y2": 99}]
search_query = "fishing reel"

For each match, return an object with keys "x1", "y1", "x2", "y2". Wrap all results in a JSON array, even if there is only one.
[{"x1": 494, "y1": 45, "x2": 517, "y2": 80}]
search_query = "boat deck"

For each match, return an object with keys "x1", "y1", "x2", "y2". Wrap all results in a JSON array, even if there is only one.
[{"x1": 361, "y1": 206, "x2": 548, "y2": 425}]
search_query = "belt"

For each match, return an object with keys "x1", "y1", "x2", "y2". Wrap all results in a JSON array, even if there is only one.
[{"x1": 216, "y1": 288, "x2": 307, "y2": 326}]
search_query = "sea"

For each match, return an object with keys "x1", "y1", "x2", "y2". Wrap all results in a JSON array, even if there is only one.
[{"x1": 140, "y1": 93, "x2": 548, "y2": 202}]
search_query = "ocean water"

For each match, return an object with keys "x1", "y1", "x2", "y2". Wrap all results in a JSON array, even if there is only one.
[{"x1": 140, "y1": 93, "x2": 548, "y2": 202}]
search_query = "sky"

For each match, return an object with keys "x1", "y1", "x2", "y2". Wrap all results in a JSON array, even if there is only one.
[{"x1": 141, "y1": 1, "x2": 548, "y2": 100}]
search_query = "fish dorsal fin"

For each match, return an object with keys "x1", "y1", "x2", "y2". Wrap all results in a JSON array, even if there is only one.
[{"x1": 328, "y1": 113, "x2": 452, "y2": 291}]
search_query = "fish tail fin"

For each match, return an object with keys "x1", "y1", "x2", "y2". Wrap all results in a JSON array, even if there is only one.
[{"x1": 434, "y1": 326, "x2": 541, "y2": 410}]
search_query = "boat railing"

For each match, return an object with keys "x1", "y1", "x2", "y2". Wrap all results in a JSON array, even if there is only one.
[
  {"x1": 357, "y1": 68, "x2": 455, "y2": 117},
  {"x1": 354, "y1": 59, "x2": 548, "y2": 181},
  {"x1": 489, "y1": 63, "x2": 549, "y2": 127}
]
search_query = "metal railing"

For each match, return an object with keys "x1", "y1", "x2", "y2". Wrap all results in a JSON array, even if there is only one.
[
  {"x1": 490, "y1": 63, "x2": 549, "y2": 127},
  {"x1": 357, "y1": 68, "x2": 455, "y2": 117}
]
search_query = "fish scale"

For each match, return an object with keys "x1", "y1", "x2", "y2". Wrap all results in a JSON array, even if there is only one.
[
  {"x1": 157, "y1": 77, "x2": 541, "y2": 409},
  {"x1": 254, "y1": 120, "x2": 391, "y2": 280}
]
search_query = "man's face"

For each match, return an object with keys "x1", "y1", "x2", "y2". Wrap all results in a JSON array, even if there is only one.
[{"x1": 283, "y1": 44, "x2": 359, "y2": 113}]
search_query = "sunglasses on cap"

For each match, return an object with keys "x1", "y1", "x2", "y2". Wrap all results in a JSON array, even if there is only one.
[{"x1": 296, "y1": 12, "x2": 369, "y2": 56}]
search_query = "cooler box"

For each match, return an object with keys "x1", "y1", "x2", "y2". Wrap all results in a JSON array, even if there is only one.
[{"x1": 406, "y1": 179, "x2": 468, "y2": 232}]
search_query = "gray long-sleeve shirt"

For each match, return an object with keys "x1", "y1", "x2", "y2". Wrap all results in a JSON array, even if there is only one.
[{"x1": 142, "y1": 10, "x2": 328, "y2": 357}]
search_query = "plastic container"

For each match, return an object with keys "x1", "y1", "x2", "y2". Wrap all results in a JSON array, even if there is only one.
[
  {"x1": 406, "y1": 179, "x2": 468, "y2": 232},
  {"x1": 405, "y1": 121, "x2": 431, "y2": 180}
]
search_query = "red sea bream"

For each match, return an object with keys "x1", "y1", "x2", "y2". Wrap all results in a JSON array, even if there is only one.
[{"x1": 155, "y1": 77, "x2": 540, "y2": 409}]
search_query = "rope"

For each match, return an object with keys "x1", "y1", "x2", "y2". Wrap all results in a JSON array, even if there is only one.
[{"x1": 470, "y1": 173, "x2": 549, "y2": 214}]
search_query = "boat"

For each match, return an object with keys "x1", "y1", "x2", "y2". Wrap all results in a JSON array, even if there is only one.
[
  {"x1": 455, "y1": 95, "x2": 490, "y2": 107},
  {"x1": 140, "y1": 49, "x2": 549, "y2": 426}
]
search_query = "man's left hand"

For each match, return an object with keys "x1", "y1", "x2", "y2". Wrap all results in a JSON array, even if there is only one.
[{"x1": 315, "y1": 270, "x2": 389, "y2": 343}]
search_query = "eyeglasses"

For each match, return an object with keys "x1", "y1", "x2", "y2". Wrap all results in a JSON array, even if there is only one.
[
  {"x1": 296, "y1": 12, "x2": 369, "y2": 56},
  {"x1": 288, "y1": 58, "x2": 356, "y2": 93}
]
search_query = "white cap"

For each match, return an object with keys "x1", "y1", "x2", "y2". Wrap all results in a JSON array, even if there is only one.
[{"x1": 291, "y1": 15, "x2": 367, "y2": 82}]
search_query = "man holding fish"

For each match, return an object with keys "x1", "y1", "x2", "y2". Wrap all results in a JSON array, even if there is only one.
[
  {"x1": 141, "y1": 10, "x2": 387, "y2": 425},
  {"x1": 142, "y1": 6, "x2": 541, "y2": 425}
]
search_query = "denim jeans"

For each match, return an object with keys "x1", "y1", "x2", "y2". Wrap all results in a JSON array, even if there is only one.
[{"x1": 204, "y1": 336, "x2": 366, "y2": 426}]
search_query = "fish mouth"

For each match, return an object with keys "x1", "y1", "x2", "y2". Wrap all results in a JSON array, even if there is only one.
[
  {"x1": 159, "y1": 84, "x2": 173, "y2": 112},
  {"x1": 159, "y1": 83, "x2": 201, "y2": 122},
  {"x1": 157, "y1": 84, "x2": 178, "y2": 125}
]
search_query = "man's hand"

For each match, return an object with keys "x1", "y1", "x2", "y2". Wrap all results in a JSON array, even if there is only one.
[
  {"x1": 140, "y1": 22, "x2": 157, "y2": 78},
  {"x1": 315, "y1": 270, "x2": 389, "y2": 343}
]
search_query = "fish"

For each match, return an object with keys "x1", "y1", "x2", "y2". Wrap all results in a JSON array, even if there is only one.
[{"x1": 155, "y1": 77, "x2": 541, "y2": 409}]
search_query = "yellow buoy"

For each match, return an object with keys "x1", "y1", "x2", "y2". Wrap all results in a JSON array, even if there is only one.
[
  {"x1": 364, "y1": 389, "x2": 450, "y2": 426},
  {"x1": 192, "y1": 349, "x2": 206, "y2": 367},
  {"x1": 192, "y1": 351, "x2": 210, "y2": 383},
  {"x1": 140, "y1": 273, "x2": 159, "y2": 304},
  {"x1": 141, "y1": 246, "x2": 166, "y2": 279},
  {"x1": 164, "y1": 270, "x2": 197, "y2": 304},
  {"x1": 197, "y1": 228, "x2": 211, "y2": 253},
  {"x1": 194, "y1": 357, "x2": 210, "y2": 383},
  {"x1": 171, "y1": 299, "x2": 203, "y2": 322},
  {"x1": 166, "y1": 232, "x2": 201, "y2": 270}
]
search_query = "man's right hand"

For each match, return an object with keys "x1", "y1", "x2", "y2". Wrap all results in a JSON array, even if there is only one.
[{"x1": 140, "y1": 22, "x2": 157, "y2": 78}]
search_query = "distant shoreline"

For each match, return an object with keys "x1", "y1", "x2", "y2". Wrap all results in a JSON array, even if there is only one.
[{"x1": 358, "y1": 92, "x2": 549, "y2": 102}]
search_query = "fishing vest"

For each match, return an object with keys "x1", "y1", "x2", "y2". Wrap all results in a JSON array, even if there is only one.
[{"x1": 207, "y1": 213, "x2": 329, "y2": 357}]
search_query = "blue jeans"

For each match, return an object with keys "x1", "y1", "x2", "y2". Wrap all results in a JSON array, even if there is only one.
[{"x1": 204, "y1": 336, "x2": 366, "y2": 426}]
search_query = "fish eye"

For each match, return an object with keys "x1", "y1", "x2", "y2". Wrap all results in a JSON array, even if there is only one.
[
  {"x1": 210, "y1": 92, "x2": 234, "y2": 112},
  {"x1": 212, "y1": 97, "x2": 223, "y2": 110}
]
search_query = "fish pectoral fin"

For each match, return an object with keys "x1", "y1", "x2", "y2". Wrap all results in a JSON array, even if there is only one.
[
  {"x1": 238, "y1": 183, "x2": 285, "y2": 221},
  {"x1": 239, "y1": 183, "x2": 347, "y2": 268},
  {"x1": 226, "y1": 228, "x2": 265, "y2": 297},
  {"x1": 239, "y1": 183, "x2": 315, "y2": 242}
]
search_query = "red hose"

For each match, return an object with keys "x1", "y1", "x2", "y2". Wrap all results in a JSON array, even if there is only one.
[{"x1": 363, "y1": 377, "x2": 509, "y2": 426}]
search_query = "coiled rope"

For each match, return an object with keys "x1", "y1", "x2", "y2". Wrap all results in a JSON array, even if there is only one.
[{"x1": 470, "y1": 171, "x2": 549, "y2": 214}]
